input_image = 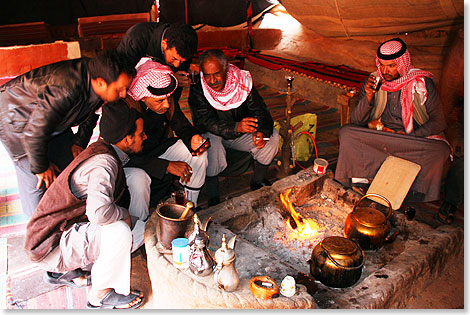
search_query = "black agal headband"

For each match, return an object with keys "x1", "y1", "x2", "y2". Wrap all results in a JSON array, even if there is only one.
[
  {"x1": 376, "y1": 38, "x2": 407, "y2": 60},
  {"x1": 146, "y1": 74, "x2": 177, "y2": 96}
]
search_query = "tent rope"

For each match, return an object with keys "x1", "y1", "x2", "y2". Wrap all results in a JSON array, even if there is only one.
[{"x1": 334, "y1": 0, "x2": 350, "y2": 38}]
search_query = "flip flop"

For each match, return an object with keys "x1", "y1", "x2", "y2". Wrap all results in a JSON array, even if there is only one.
[
  {"x1": 86, "y1": 289, "x2": 144, "y2": 309},
  {"x1": 43, "y1": 270, "x2": 91, "y2": 288}
]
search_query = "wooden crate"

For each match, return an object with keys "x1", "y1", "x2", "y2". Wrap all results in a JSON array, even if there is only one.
[
  {"x1": 0, "y1": 22, "x2": 50, "y2": 46},
  {"x1": 78, "y1": 13, "x2": 150, "y2": 38}
]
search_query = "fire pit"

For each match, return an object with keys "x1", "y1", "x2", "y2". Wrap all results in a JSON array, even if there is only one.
[{"x1": 144, "y1": 167, "x2": 463, "y2": 309}]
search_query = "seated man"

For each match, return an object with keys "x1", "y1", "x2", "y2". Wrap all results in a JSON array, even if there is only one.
[
  {"x1": 188, "y1": 49, "x2": 280, "y2": 206},
  {"x1": 123, "y1": 58, "x2": 208, "y2": 209},
  {"x1": 24, "y1": 102, "x2": 147, "y2": 309},
  {"x1": 335, "y1": 38, "x2": 451, "y2": 202},
  {"x1": 0, "y1": 50, "x2": 135, "y2": 218}
]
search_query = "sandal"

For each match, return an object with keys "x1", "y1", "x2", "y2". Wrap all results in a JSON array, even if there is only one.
[
  {"x1": 86, "y1": 289, "x2": 144, "y2": 309},
  {"x1": 44, "y1": 269, "x2": 91, "y2": 288},
  {"x1": 435, "y1": 202, "x2": 457, "y2": 225}
]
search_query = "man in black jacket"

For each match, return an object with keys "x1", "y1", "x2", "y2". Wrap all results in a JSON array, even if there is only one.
[
  {"x1": 123, "y1": 58, "x2": 208, "y2": 209},
  {"x1": 117, "y1": 22, "x2": 198, "y2": 102},
  {"x1": 0, "y1": 50, "x2": 135, "y2": 217},
  {"x1": 188, "y1": 49, "x2": 280, "y2": 206}
]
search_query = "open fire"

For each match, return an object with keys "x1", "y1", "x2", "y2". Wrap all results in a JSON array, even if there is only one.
[{"x1": 279, "y1": 188, "x2": 319, "y2": 240}]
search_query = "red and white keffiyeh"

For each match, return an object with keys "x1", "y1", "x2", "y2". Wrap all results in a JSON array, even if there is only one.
[
  {"x1": 128, "y1": 57, "x2": 178, "y2": 101},
  {"x1": 201, "y1": 64, "x2": 253, "y2": 111},
  {"x1": 375, "y1": 39, "x2": 433, "y2": 134}
]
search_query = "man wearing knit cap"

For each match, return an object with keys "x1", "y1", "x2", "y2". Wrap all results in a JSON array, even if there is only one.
[
  {"x1": 335, "y1": 38, "x2": 451, "y2": 203},
  {"x1": 122, "y1": 57, "x2": 208, "y2": 210},
  {"x1": 25, "y1": 101, "x2": 147, "y2": 309}
]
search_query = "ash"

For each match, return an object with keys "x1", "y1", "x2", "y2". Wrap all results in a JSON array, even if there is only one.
[{"x1": 238, "y1": 193, "x2": 350, "y2": 274}]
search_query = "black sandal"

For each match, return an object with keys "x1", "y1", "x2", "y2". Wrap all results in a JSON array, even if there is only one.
[
  {"x1": 86, "y1": 289, "x2": 144, "y2": 309},
  {"x1": 435, "y1": 202, "x2": 457, "y2": 225},
  {"x1": 44, "y1": 269, "x2": 91, "y2": 288}
]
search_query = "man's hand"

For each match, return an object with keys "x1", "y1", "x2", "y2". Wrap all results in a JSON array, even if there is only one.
[
  {"x1": 252, "y1": 131, "x2": 267, "y2": 149},
  {"x1": 36, "y1": 163, "x2": 60, "y2": 189},
  {"x1": 365, "y1": 74, "x2": 380, "y2": 104},
  {"x1": 175, "y1": 71, "x2": 190, "y2": 88},
  {"x1": 71, "y1": 144, "x2": 84, "y2": 158},
  {"x1": 190, "y1": 134, "x2": 210, "y2": 156},
  {"x1": 237, "y1": 117, "x2": 258, "y2": 133},
  {"x1": 167, "y1": 161, "x2": 192, "y2": 184}
]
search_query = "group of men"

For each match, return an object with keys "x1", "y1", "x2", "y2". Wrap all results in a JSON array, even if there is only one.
[
  {"x1": 1, "y1": 22, "x2": 280, "y2": 308},
  {"x1": 0, "y1": 20, "x2": 455, "y2": 308}
]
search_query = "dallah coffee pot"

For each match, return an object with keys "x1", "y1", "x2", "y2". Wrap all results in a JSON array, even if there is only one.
[{"x1": 213, "y1": 234, "x2": 239, "y2": 292}]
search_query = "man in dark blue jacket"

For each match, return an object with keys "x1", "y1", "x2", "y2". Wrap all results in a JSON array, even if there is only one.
[{"x1": 0, "y1": 50, "x2": 135, "y2": 217}]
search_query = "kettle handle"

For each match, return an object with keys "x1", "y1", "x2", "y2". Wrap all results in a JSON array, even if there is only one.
[
  {"x1": 352, "y1": 193, "x2": 393, "y2": 221},
  {"x1": 319, "y1": 240, "x2": 365, "y2": 271}
]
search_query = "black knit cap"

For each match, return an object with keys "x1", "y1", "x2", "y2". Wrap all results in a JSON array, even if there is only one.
[{"x1": 100, "y1": 100, "x2": 141, "y2": 144}]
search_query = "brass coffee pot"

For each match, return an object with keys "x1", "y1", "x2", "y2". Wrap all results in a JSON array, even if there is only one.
[{"x1": 344, "y1": 193, "x2": 392, "y2": 251}]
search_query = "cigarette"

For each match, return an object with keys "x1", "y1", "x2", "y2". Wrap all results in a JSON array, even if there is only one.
[{"x1": 256, "y1": 137, "x2": 270, "y2": 141}]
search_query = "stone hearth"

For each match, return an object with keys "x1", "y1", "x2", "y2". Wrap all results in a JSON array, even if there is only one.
[{"x1": 144, "y1": 167, "x2": 463, "y2": 309}]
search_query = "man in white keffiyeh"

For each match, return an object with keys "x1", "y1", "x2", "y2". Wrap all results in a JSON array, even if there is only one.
[
  {"x1": 335, "y1": 38, "x2": 451, "y2": 204},
  {"x1": 188, "y1": 49, "x2": 280, "y2": 206}
]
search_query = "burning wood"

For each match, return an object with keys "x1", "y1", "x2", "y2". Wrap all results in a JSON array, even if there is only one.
[{"x1": 280, "y1": 188, "x2": 319, "y2": 238}]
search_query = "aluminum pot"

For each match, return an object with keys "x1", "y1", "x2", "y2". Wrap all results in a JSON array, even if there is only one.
[
  {"x1": 344, "y1": 193, "x2": 392, "y2": 251},
  {"x1": 309, "y1": 236, "x2": 364, "y2": 288}
]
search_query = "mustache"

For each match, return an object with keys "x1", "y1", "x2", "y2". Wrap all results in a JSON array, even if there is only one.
[{"x1": 208, "y1": 80, "x2": 223, "y2": 87}]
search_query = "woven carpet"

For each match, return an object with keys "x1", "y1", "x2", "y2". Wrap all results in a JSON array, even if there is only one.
[{"x1": 195, "y1": 47, "x2": 370, "y2": 90}]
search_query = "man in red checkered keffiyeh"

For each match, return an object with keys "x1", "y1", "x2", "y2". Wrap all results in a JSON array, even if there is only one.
[
  {"x1": 120, "y1": 57, "x2": 209, "y2": 210},
  {"x1": 373, "y1": 38, "x2": 434, "y2": 134},
  {"x1": 188, "y1": 49, "x2": 280, "y2": 206},
  {"x1": 335, "y1": 38, "x2": 451, "y2": 204}
]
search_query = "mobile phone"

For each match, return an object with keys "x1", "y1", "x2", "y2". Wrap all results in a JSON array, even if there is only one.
[
  {"x1": 194, "y1": 139, "x2": 209, "y2": 152},
  {"x1": 374, "y1": 76, "x2": 382, "y2": 90}
]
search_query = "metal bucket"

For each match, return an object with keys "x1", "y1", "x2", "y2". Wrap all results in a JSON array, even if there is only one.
[{"x1": 156, "y1": 204, "x2": 194, "y2": 249}]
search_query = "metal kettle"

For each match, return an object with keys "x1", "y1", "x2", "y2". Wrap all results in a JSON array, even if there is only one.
[
  {"x1": 213, "y1": 234, "x2": 240, "y2": 292},
  {"x1": 188, "y1": 214, "x2": 214, "y2": 276},
  {"x1": 344, "y1": 193, "x2": 392, "y2": 251},
  {"x1": 309, "y1": 236, "x2": 364, "y2": 288}
]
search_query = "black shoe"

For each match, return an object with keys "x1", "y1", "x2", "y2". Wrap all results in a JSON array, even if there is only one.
[
  {"x1": 44, "y1": 270, "x2": 91, "y2": 288},
  {"x1": 250, "y1": 178, "x2": 272, "y2": 191}
]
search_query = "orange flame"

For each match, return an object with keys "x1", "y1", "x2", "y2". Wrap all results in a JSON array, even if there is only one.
[{"x1": 280, "y1": 188, "x2": 318, "y2": 238}]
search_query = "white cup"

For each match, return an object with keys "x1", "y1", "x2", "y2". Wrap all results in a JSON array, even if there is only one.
[
  {"x1": 280, "y1": 275, "x2": 296, "y2": 297},
  {"x1": 313, "y1": 158, "x2": 328, "y2": 174}
]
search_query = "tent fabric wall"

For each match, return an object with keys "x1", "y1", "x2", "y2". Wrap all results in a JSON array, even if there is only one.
[{"x1": 280, "y1": 0, "x2": 463, "y2": 38}]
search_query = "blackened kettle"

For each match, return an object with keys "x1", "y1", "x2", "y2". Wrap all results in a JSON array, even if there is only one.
[{"x1": 344, "y1": 193, "x2": 392, "y2": 251}]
